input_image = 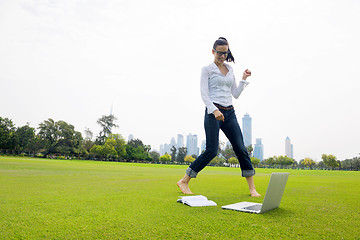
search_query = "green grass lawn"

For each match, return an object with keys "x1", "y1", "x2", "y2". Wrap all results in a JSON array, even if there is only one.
[{"x1": 1, "y1": 156, "x2": 359, "y2": 239}]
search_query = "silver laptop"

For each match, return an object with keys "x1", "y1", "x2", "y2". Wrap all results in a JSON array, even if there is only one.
[{"x1": 222, "y1": 172, "x2": 289, "y2": 214}]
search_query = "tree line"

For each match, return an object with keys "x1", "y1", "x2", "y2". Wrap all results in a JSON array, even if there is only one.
[
  {"x1": 224, "y1": 145, "x2": 359, "y2": 171},
  {"x1": 0, "y1": 115, "x2": 158, "y2": 162},
  {"x1": 166, "y1": 142, "x2": 359, "y2": 171},
  {"x1": 1, "y1": 115, "x2": 359, "y2": 170}
]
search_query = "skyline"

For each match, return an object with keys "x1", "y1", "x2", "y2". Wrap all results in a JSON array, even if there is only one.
[
  {"x1": 155, "y1": 125, "x2": 295, "y2": 161},
  {"x1": 1, "y1": 0, "x2": 359, "y2": 162}
]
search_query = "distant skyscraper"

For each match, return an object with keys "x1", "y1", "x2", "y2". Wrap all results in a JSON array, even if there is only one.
[
  {"x1": 164, "y1": 144, "x2": 170, "y2": 155},
  {"x1": 285, "y1": 136, "x2": 294, "y2": 159},
  {"x1": 242, "y1": 113, "x2": 252, "y2": 147},
  {"x1": 201, "y1": 140, "x2": 206, "y2": 153},
  {"x1": 128, "y1": 134, "x2": 134, "y2": 142},
  {"x1": 253, "y1": 138, "x2": 264, "y2": 161},
  {"x1": 170, "y1": 137, "x2": 176, "y2": 150},
  {"x1": 225, "y1": 141, "x2": 231, "y2": 149},
  {"x1": 177, "y1": 134, "x2": 184, "y2": 149},
  {"x1": 160, "y1": 144, "x2": 164, "y2": 156},
  {"x1": 186, "y1": 133, "x2": 199, "y2": 156}
]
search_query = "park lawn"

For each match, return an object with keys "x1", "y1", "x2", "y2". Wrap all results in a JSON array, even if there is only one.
[{"x1": 0, "y1": 157, "x2": 359, "y2": 239}]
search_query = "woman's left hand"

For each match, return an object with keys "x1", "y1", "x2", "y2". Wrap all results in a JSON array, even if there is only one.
[{"x1": 242, "y1": 69, "x2": 251, "y2": 80}]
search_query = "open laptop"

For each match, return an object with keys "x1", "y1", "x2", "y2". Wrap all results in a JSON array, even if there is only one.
[{"x1": 222, "y1": 172, "x2": 289, "y2": 214}]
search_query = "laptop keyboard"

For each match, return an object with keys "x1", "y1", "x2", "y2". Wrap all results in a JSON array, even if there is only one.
[{"x1": 244, "y1": 204, "x2": 262, "y2": 211}]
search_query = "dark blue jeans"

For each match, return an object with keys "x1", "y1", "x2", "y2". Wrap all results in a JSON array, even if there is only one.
[{"x1": 187, "y1": 106, "x2": 255, "y2": 178}]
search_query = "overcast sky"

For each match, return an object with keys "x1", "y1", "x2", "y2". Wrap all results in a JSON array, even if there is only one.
[{"x1": 1, "y1": 0, "x2": 359, "y2": 161}]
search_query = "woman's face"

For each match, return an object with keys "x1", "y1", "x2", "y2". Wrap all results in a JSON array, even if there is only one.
[{"x1": 212, "y1": 45, "x2": 229, "y2": 65}]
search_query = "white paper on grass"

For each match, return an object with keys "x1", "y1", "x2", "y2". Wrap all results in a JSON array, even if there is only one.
[{"x1": 177, "y1": 195, "x2": 217, "y2": 207}]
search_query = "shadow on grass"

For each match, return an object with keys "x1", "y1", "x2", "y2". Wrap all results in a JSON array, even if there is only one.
[
  {"x1": 220, "y1": 206, "x2": 293, "y2": 218},
  {"x1": 258, "y1": 207, "x2": 294, "y2": 218}
]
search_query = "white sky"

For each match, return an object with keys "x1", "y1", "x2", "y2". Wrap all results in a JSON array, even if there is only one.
[{"x1": 1, "y1": 0, "x2": 359, "y2": 161}]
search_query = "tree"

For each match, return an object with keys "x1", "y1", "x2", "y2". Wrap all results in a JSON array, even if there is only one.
[
  {"x1": 246, "y1": 145, "x2": 253, "y2": 157},
  {"x1": 83, "y1": 127, "x2": 94, "y2": 154},
  {"x1": 0, "y1": 117, "x2": 16, "y2": 152},
  {"x1": 101, "y1": 139, "x2": 118, "y2": 159},
  {"x1": 27, "y1": 134, "x2": 43, "y2": 156},
  {"x1": 128, "y1": 138, "x2": 151, "y2": 152},
  {"x1": 317, "y1": 161, "x2": 326, "y2": 169},
  {"x1": 176, "y1": 147, "x2": 187, "y2": 163},
  {"x1": 170, "y1": 146, "x2": 177, "y2": 162},
  {"x1": 220, "y1": 144, "x2": 236, "y2": 161},
  {"x1": 150, "y1": 151, "x2": 160, "y2": 162},
  {"x1": 90, "y1": 144, "x2": 103, "y2": 158},
  {"x1": 251, "y1": 157, "x2": 260, "y2": 167},
  {"x1": 302, "y1": 157, "x2": 316, "y2": 169},
  {"x1": 341, "y1": 157, "x2": 360, "y2": 171},
  {"x1": 14, "y1": 123, "x2": 35, "y2": 154},
  {"x1": 265, "y1": 157, "x2": 276, "y2": 166},
  {"x1": 38, "y1": 118, "x2": 83, "y2": 157},
  {"x1": 322, "y1": 154, "x2": 339, "y2": 169},
  {"x1": 210, "y1": 156, "x2": 225, "y2": 166},
  {"x1": 96, "y1": 115, "x2": 118, "y2": 144},
  {"x1": 107, "y1": 134, "x2": 127, "y2": 159},
  {"x1": 184, "y1": 155, "x2": 195, "y2": 163},
  {"x1": 276, "y1": 155, "x2": 295, "y2": 166},
  {"x1": 160, "y1": 153, "x2": 171, "y2": 163},
  {"x1": 218, "y1": 141, "x2": 225, "y2": 157},
  {"x1": 126, "y1": 138, "x2": 151, "y2": 161},
  {"x1": 228, "y1": 157, "x2": 238, "y2": 164}
]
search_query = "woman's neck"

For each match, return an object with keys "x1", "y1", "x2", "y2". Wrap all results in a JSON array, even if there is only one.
[{"x1": 214, "y1": 61, "x2": 224, "y2": 68}]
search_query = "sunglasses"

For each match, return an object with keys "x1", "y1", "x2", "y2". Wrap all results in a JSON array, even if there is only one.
[{"x1": 213, "y1": 49, "x2": 229, "y2": 56}]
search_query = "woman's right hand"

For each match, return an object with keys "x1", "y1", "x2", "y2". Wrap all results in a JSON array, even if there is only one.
[{"x1": 213, "y1": 110, "x2": 224, "y2": 121}]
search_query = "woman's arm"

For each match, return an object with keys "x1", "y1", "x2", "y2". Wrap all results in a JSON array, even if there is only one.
[
  {"x1": 231, "y1": 69, "x2": 251, "y2": 99},
  {"x1": 200, "y1": 66, "x2": 218, "y2": 114}
]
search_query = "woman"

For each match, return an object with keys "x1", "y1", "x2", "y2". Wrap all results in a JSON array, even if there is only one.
[{"x1": 177, "y1": 37, "x2": 261, "y2": 197}]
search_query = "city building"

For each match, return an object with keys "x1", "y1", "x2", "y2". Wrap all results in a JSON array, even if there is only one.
[
  {"x1": 170, "y1": 137, "x2": 176, "y2": 150},
  {"x1": 242, "y1": 113, "x2": 252, "y2": 147},
  {"x1": 160, "y1": 133, "x2": 201, "y2": 157},
  {"x1": 177, "y1": 134, "x2": 184, "y2": 149},
  {"x1": 225, "y1": 141, "x2": 231, "y2": 149},
  {"x1": 164, "y1": 144, "x2": 170, "y2": 155},
  {"x1": 201, "y1": 140, "x2": 206, "y2": 153},
  {"x1": 160, "y1": 145, "x2": 164, "y2": 156},
  {"x1": 159, "y1": 143, "x2": 171, "y2": 156},
  {"x1": 253, "y1": 138, "x2": 264, "y2": 161},
  {"x1": 128, "y1": 134, "x2": 134, "y2": 142},
  {"x1": 285, "y1": 136, "x2": 294, "y2": 159},
  {"x1": 186, "y1": 133, "x2": 199, "y2": 156}
]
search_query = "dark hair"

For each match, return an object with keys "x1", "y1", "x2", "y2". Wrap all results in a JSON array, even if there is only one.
[{"x1": 213, "y1": 37, "x2": 235, "y2": 63}]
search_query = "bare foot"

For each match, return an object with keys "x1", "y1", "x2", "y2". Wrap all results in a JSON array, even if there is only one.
[
  {"x1": 250, "y1": 188, "x2": 261, "y2": 197},
  {"x1": 177, "y1": 180, "x2": 194, "y2": 194}
]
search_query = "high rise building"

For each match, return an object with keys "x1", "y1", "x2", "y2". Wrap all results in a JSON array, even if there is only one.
[
  {"x1": 285, "y1": 136, "x2": 294, "y2": 159},
  {"x1": 128, "y1": 134, "x2": 134, "y2": 142},
  {"x1": 225, "y1": 141, "x2": 231, "y2": 149},
  {"x1": 170, "y1": 137, "x2": 176, "y2": 150},
  {"x1": 177, "y1": 134, "x2": 184, "y2": 149},
  {"x1": 164, "y1": 144, "x2": 170, "y2": 155},
  {"x1": 242, "y1": 113, "x2": 252, "y2": 147},
  {"x1": 253, "y1": 138, "x2": 264, "y2": 161},
  {"x1": 201, "y1": 140, "x2": 206, "y2": 153},
  {"x1": 186, "y1": 133, "x2": 199, "y2": 156},
  {"x1": 160, "y1": 144, "x2": 164, "y2": 156},
  {"x1": 160, "y1": 134, "x2": 184, "y2": 156}
]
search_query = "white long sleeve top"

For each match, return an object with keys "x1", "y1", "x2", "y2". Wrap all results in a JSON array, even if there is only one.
[{"x1": 200, "y1": 62, "x2": 249, "y2": 114}]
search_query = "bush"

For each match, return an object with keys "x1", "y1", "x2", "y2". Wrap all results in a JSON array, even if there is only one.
[
  {"x1": 210, "y1": 156, "x2": 225, "y2": 166},
  {"x1": 160, "y1": 153, "x2": 171, "y2": 163}
]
